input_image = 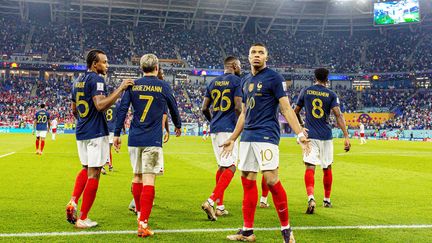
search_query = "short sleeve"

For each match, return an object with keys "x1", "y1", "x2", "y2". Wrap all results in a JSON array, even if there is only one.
[
  {"x1": 90, "y1": 75, "x2": 106, "y2": 98},
  {"x1": 330, "y1": 91, "x2": 340, "y2": 109},
  {"x1": 272, "y1": 74, "x2": 286, "y2": 100},
  {"x1": 296, "y1": 88, "x2": 306, "y2": 108}
]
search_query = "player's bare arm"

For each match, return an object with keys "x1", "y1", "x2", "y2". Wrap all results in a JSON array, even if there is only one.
[
  {"x1": 93, "y1": 79, "x2": 134, "y2": 112},
  {"x1": 220, "y1": 103, "x2": 246, "y2": 158},
  {"x1": 279, "y1": 96, "x2": 311, "y2": 155},
  {"x1": 294, "y1": 105, "x2": 305, "y2": 127},
  {"x1": 233, "y1": 96, "x2": 242, "y2": 117},
  {"x1": 163, "y1": 114, "x2": 170, "y2": 143},
  {"x1": 332, "y1": 106, "x2": 351, "y2": 152},
  {"x1": 71, "y1": 102, "x2": 78, "y2": 119},
  {"x1": 201, "y1": 97, "x2": 212, "y2": 122}
]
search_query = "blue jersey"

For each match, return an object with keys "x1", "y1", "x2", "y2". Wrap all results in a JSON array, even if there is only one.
[
  {"x1": 71, "y1": 72, "x2": 109, "y2": 140},
  {"x1": 204, "y1": 73, "x2": 242, "y2": 133},
  {"x1": 241, "y1": 68, "x2": 286, "y2": 145},
  {"x1": 115, "y1": 76, "x2": 181, "y2": 147},
  {"x1": 296, "y1": 85, "x2": 339, "y2": 140},
  {"x1": 35, "y1": 110, "x2": 50, "y2": 131},
  {"x1": 105, "y1": 102, "x2": 119, "y2": 132}
]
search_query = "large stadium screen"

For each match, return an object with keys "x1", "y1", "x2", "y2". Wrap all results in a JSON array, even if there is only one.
[{"x1": 374, "y1": 0, "x2": 420, "y2": 26}]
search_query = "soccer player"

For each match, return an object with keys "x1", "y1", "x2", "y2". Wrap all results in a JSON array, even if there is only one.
[
  {"x1": 294, "y1": 68, "x2": 351, "y2": 214},
  {"x1": 359, "y1": 122, "x2": 367, "y2": 144},
  {"x1": 201, "y1": 56, "x2": 242, "y2": 220},
  {"x1": 260, "y1": 175, "x2": 270, "y2": 208},
  {"x1": 127, "y1": 66, "x2": 170, "y2": 213},
  {"x1": 66, "y1": 49, "x2": 134, "y2": 228},
  {"x1": 202, "y1": 122, "x2": 209, "y2": 140},
  {"x1": 33, "y1": 104, "x2": 50, "y2": 155},
  {"x1": 220, "y1": 43, "x2": 310, "y2": 243},
  {"x1": 113, "y1": 54, "x2": 181, "y2": 238},
  {"x1": 104, "y1": 100, "x2": 120, "y2": 172},
  {"x1": 51, "y1": 116, "x2": 57, "y2": 140}
]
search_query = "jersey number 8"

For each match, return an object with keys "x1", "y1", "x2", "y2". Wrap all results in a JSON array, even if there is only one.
[
  {"x1": 106, "y1": 108, "x2": 113, "y2": 121},
  {"x1": 312, "y1": 98, "x2": 324, "y2": 119},
  {"x1": 211, "y1": 89, "x2": 231, "y2": 112}
]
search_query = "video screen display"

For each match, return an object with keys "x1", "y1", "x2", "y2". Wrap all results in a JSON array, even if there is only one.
[{"x1": 374, "y1": 0, "x2": 420, "y2": 25}]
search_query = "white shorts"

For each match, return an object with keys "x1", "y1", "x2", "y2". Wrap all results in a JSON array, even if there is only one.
[
  {"x1": 76, "y1": 136, "x2": 110, "y2": 168},
  {"x1": 303, "y1": 139, "x2": 333, "y2": 169},
  {"x1": 238, "y1": 142, "x2": 279, "y2": 172},
  {"x1": 128, "y1": 146, "x2": 164, "y2": 175},
  {"x1": 35, "y1": 130, "x2": 47, "y2": 138},
  {"x1": 108, "y1": 132, "x2": 114, "y2": 144},
  {"x1": 211, "y1": 132, "x2": 238, "y2": 167}
]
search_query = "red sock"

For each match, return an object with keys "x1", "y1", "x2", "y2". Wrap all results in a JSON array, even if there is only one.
[
  {"x1": 35, "y1": 138, "x2": 40, "y2": 150},
  {"x1": 216, "y1": 169, "x2": 222, "y2": 183},
  {"x1": 108, "y1": 150, "x2": 112, "y2": 167},
  {"x1": 304, "y1": 169, "x2": 315, "y2": 197},
  {"x1": 210, "y1": 169, "x2": 234, "y2": 205},
  {"x1": 139, "y1": 185, "x2": 155, "y2": 223},
  {"x1": 79, "y1": 178, "x2": 99, "y2": 220},
  {"x1": 241, "y1": 177, "x2": 258, "y2": 228},
  {"x1": 261, "y1": 175, "x2": 269, "y2": 197},
  {"x1": 323, "y1": 169, "x2": 333, "y2": 198},
  {"x1": 72, "y1": 168, "x2": 88, "y2": 203},
  {"x1": 40, "y1": 140, "x2": 45, "y2": 152},
  {"x1": 269, "y1": 181, "x2": 289, "y2": 227},
  {"x1": 132, "y1": 182, "x2": 143, "y2": 212},
  {"x1": 215, "y1": 169, "x2": 223, "y2": 206}
]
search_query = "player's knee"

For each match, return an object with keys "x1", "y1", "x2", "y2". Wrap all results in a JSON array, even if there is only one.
[
  {"x1": 133, "y1": 174, "x2": 143, "y2": 183},
  {"x1": 266, "y1": 177, "x2": 279, "y2": 187},
  {"x1": 305, "y1": 163, "x2": 316, "y2": 170},
  {"x1": 228, "y1": 165, "x2": 236, "y2": 173},
  {"x1": 323, "y1": 165, "x2": 332, "y2": 170}
]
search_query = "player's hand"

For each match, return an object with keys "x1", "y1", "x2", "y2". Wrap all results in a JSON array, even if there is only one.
[
  {"x1": 119, "y1": 79, "x2": 134, "y2": 91},
  {"x1": 344, "y1": 137, "x2": 351, "y2": 152},
  {"x1": 298, "y1": 136, "x2": 311, "y2": 156},
  {"x1": 113, "y1": 136, "x2": 121, "y2": 152},
  {"x1": 174, "y1": 128, "x2": 181, "y2": 137},
  {"x1": 302, "y1": 127, "x2": 309, "y2": 138},
  {"x1": 163, "y1": 130, "x2": 170, "y2": 143},
  {"x1": 220, "y1": 139, "x2": 235, "y2": 158}
]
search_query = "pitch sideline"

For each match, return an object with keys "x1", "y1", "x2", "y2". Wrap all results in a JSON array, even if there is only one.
[{"x1": 1, "y1": 224, "x2": 431, "y2": 237}]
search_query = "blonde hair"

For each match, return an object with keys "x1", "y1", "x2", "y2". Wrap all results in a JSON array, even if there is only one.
[{"x1": 140, "y1": 54, "x2": 159, "y2": 73}]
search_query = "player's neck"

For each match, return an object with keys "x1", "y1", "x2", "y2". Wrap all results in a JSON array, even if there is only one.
[
  {"x1": 251, "y1": 65, "x2": 266, "y2": 76},
  {"x1": 315, "y1": 81, "x2": 327, "y2": 87},
  {"x1": 143, "y1": 71, "x2": 158, "y2": 77},
  {"x1": 224, "y1": 69, "x2": 234, "y2": 74}
]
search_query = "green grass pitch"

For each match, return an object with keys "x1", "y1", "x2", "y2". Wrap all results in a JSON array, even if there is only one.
[{"x1": 0, "y1": 134, "x2": 431, "y2": 242}]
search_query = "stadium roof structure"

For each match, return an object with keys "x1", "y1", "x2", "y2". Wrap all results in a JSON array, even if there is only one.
[{"x1": 1, "y1": 0, "x2": 432, "y2": 34}]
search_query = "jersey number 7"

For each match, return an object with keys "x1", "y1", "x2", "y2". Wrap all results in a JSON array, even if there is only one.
[{"x1": 139, "y1": 95, "x2": 154, "y2": 122}]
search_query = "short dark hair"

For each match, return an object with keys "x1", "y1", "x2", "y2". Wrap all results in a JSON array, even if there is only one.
[
  {"x1": 250, "y1": 43, "x2": 268, "y2": 52},
  {"x1": 314, "y1": 68, "x2": 329, "y2": 83},
  {"x1": 86, "y1": 49, "x2": 106, "y2": 68},
  {"x1": 40, "y1": 104, "x2": 45, "y2": 109},
  {"x1": 224, "y1": 56, "x2": 238, "y2": 66}
]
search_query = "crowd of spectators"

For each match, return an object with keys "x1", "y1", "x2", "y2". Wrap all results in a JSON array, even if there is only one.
[
  {"x1": 1, "y1": 19, "x2": 432, "y2": 73},
  {"x1": 1, "y1": 74, "x2": 432, "y2": 132}
]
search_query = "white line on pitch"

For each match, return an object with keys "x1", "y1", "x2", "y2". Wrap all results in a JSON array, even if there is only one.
[
  {"x1": 1, "y1": 224, "x2": 431, "y2": 237},
  {"x1": 0, "y1": 152, "x2": 15, "y2": 159}
]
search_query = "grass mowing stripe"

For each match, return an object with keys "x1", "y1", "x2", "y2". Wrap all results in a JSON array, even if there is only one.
[
  {"x1": 1, "y1": 224, "x2": 432, "y2": 237},
  {"x1": 0, "y1": 152, "x2": 15, "y2": 158}
]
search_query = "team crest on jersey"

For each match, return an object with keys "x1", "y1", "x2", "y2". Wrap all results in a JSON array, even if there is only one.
[
  {"x1": 257, "y1": 82, "x2": 263, "y2": 91},
  {"x1": 248, "y1": 83, "x2": 254, "y2": 92}
]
